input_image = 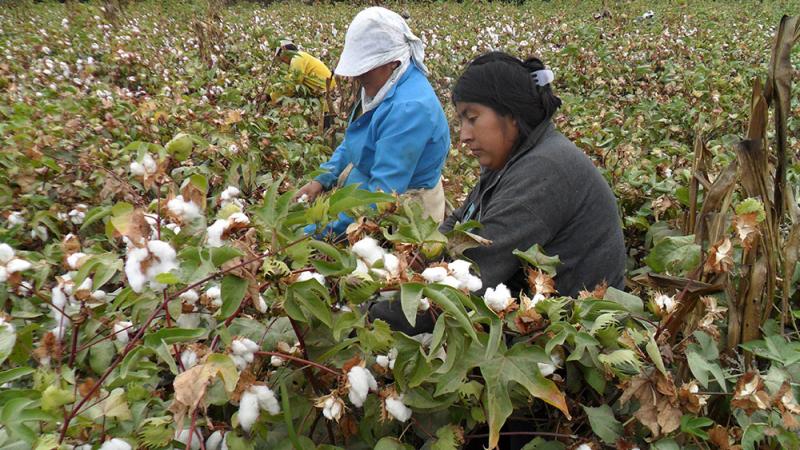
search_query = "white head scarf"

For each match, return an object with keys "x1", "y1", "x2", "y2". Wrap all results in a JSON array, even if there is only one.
[{"x1": 335, "y1": 7, "x2": 428, "y2": 78}]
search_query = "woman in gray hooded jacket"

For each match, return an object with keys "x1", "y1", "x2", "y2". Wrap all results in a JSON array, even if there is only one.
[{"x1": 440, "y1": 51, "x2": 626, "y2": 298}]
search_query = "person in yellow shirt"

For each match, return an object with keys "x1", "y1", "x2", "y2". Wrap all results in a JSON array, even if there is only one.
[{"x1": 271, "y1": 41, "x2": 336, "y2": 102}]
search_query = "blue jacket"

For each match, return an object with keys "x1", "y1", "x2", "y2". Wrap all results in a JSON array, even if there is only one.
[{"x1": 310, "y1": 65, "x2": 450, "y2": 235}]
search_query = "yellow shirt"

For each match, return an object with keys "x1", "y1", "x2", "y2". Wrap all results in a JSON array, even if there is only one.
[{"x1": 289, "y1": 51, "x2": 336, "y2": 93}]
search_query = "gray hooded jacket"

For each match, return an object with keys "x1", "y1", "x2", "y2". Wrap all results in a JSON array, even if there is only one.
[{"x1": 440, "y1": 120, "x2": 626, "y2": 297}]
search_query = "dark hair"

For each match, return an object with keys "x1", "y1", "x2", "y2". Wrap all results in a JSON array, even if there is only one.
[
  {"x1": 283, "y1": 43, "x2": 298, "y2": 52},
  {"x1": 452, "y1": 51, "x2": 562, "y2": 139}
]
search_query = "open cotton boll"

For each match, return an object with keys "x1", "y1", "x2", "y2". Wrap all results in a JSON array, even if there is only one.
[
  {"x1": 99, "y1": 439, "x2": 132, "y2": 450},
  {"x1": 114, "y1": 321, "x2": 132, "y2": 345},
  {"x1": 354, "y1": 259, "x2": 369, "y2": 275},
  {"x1": 129, "y1": 161, "x2": 145, "y2": 176},
  {"x1": 174, "y1": 428, "x2": 202, "y2": 450},
  {"x1": 376, "y1": 348, "x2": 398, "y2": 370},
  {"x1": 206, "y1": 219, "x2": 228, "y2": 248},
  {"x1": 0, "y1": 267, "x2": 6, "y2": 283},
  {"x1": 0, "y1": 243, "x2": 14, "y2": 264},
  {"x1": 206, "y1": 285, "x2": 221, "y2": 299},
  {"x1": 228, "y1": 212, "x2": 250, "y2": 225},
  {"x1": 322, "y1": 396, "x2": 344, "y2": 421},
  {"x1": 271, "y1": 355, "x2": 285, "y2": 367},
  {"x1": 177, "y1": 312, "x2": 201, "y2": 329},
  {"x1": 6, "y1": 258, "x2": 31, "y2": 274},
  {"x1": 167, "y1": 195, "x2": 202, "y2": 221},
  {"x1": 351, "y1": 237, "x2": 385, "y2": 265},
  {"x1": 347, "y1": 366, "x2": 378, "y2": 407},
  {"x1": 421, "y1": 266, "x2": 447, "y2": 283},
  {"x1": 484, "y1": 283, "x2": 514, "y2": 312},
  {"x1": 654, "y1": 293, "x2": 677, "y2": 313},
  {"x1": 142, "y1": 153, "x2": 157, "y2": 173},
  {"x1": 206, "y1": 431, "x2": 228, "y2": 450},
  {"x1": 385, "y1": 394, "x2": 412, "y2": 422},
  {"x1": 448, "y1": 259, "x2": 472, "y2": 280},
  {"x1": 90, "y1": 290, "x2": 107, "y2": 301},
  {"x1": 238, "y1": 390, "x2": 260, "y2": 432},
  {"x1": 418, "y1": 297, "x2": 431, "y2": 311},
  {"x1": 251, "y1": 385, "x2": 281, "y2": 415},
  {"x1": 297, "y1": 193, "x2": 309, "y2": 204},
  {"x1": 254, "y1": 295, "x2": 268, "y2": 313},
  {"x1": 7, "y1": 211, "x2": 26, "y2": 227},
  {"x1": 123, "y1": 248, "x2": 150, "y2": 294},
  {"x1": 382, "y1": 253, "x2": 400, "y2": 277},
  {"x1": 465, "y1": 275, "x2": 482, "y2": 292},
  {"x1": 538, "y1": 353, "x2": 562, "y2": 377},
  {"x1": 181, "y1": 349, "x2": 198, "y2": 369},
  {"x1": 66, "y1": 252, "x2": 87, "y2": 270},
  {"x1": 165, "y1": 222, "x2": 181, "y2": 235},
  {"x1": 441, "y1": 276, "x2": 461, "y2": 289},
  {"x1": 179, "y1": 289, "x2": 199, "y2": 304},
  {"x1": 220, "y1": 186, "x2": 240, "y2": 202},
  {"x1": 576, "y1": 445, "x2": 593, "y2": 450},
  {"x1": 68, "y1": 205, "x2": 87, "y2": 225},
  {"x1": 297, "y1": 271, "x2": 326, "y2": 286}
]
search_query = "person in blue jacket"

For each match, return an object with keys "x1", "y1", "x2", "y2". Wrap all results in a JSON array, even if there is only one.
[{"x1": 294, "y1": 7, "x2": 450, "y2": 237}]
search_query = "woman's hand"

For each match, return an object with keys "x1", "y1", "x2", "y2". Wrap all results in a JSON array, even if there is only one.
[{"x1": 294, "y1": 180, "x2": 324, "y2": 203}]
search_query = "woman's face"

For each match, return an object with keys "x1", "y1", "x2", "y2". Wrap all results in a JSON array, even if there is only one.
[
  {"x1": 356, "y1": 61, "x2": 400, "y2": 97},
  {"x1": 456, "y1": 102, "x2": 519, "y2": 171}
]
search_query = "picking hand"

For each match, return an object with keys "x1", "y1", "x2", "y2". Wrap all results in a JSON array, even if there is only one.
[{"x1": 294, "y1": 180, "x2": 324, "y2": 203}]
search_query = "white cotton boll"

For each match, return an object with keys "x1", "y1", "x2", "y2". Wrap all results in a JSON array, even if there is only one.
[
  {"x1": 6, "y1": 258, "x2": 31, "y2": 274},
  {"x1": 7, "y1": 211, "x2": 26, "y2": 227},
  {"x1": 448, "y1": 259, "x2": 472, "y2": 280},
  {"x1": 68, "y1": 207, "x2": 86, "y2": 225},
  {"x1": 238, "y1": 390, "x2": 260, "y2": 432},
  {"x1": 230, "y1": 339, "x2": 250, "y2": 355},
  {"x1": 207, "y1": 219, "x2": 229, "y2": 248},
  {"x1": 297, "y1": 193, "x2": 309, "y2": 204},
  {"x1": 354, "y1": 259, "x2": 369, "y2": 275},
  {"x1": 421, "y1": 267, "x2": 448, "y2": 283},
  {"x1": 271, "y1": 355, "x2": 285, "y2": 367},
  {"x1": 165, "y1": 222, "x2": 181, "y2": 235},
  {"x1": 124, "y1": 246, "x2": 149, "y2": 293},
  {"x1": 241, "y1": 338, "x2": 260, "y2": 353},
  {"x1": 418, "y1": 297, "x2": 430, "y2": 311},
  {"x1": 576, "y1": 445, "x2": 593, "y2": 450},
  {"x1": 31, "y1": 225, "x2": 48, "y2": 241},
  {"x1": 0, "y1": 317, "x2": 15, "y2": 333},
  {"x1": 220, "y1": 186, "x2": 240, "y2": 202},
  {"x1": 76, "y1": 277, "x2": 93, "y2": 293},
  {"x1": 99, "y1": 438, "x2": 132, "y2": 450},
  {"x1": 255, "y1": 295, "x2": 268, "y2": 313},
  {"x1": 181, "y1": 349, "x2": 198, "y2": 369},
  {"x1": 385, "y1": 395, "x2": 412, "y2": 422},
  {"x1": 228, "y1": 213, "x2": 250, "y2": 225},
  {"x1": 0, "y1": 243, "x2": 14, "y2": 263},
  {"x1": 167, "y1": 195, "x2": 202, "y2": 221},
  {"x1": 206, "y1": 286, "x2": 221, "y2": 299},
  {"x1": 114, "y1": 321, "x2": 132, "y2": 345},
  {"x1": 206, "y1": 431, "x2": 228, "y2": 450},
  {"x1": 232, "y1": 354, "x2": 248, "y2": 370},
  {"x1": 0, "y1": 266, "x2": 8, "y2": 283},
  {"x1": 655, "y1": 293, "x2": 677, "y2": 313},
  {"x1": 441, "y1": 276, "x2": 461, "y2": 289},
  {"x1": 352, "y1": 237, "x2": 385, "y2": 265},
  {"x1": 484, "y1": 283, "x2": 514, "y2": 312},
  {"x1": 252, "y1": 385, "x2": 281, "y2": 415},
  {"x1": 142, "y1": 153, "x2": 157, "y2": 173},
  {"x1": 297, "y1": 271, "x2": 326, "y2": 286},
  {"x1": 90, "y1": 290, "x2": 107, "y2": 301},
  {"x1": 466, "y1": 275, "x2": 483, "y2": 292},
  {"x1": 66, "y1": 252, "x2": 87, "y2": 270},
  {"x1": 538, "y1": 362, "x2": 557, "y2": 377},
  {"x1": 179, "y1": 289, "x2": 199, "y2": 304},
  {"x1": 177, "y1": 313, "x2": 201, "y2": 329},
  {"x1": 347, "y1": 366, "x2": 377, "y2": 407},
  {"x1": 322, "y1": 397, "x2": 343, "y2": 421},
  {"x1": 174, "y1": 428, "x2": 202, "y2": 450},
  {"x1": 376, "y1": 355, "x2": 390, "y2": 369},
  {"x1": 130, "y1": 162, "x2": 144, "y2": 177},
  {"x1": 382, "y1": 254, "x2": 400, "y2": 277}
]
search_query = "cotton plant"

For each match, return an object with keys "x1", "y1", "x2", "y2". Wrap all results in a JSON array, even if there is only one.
[
  {"x1": 350, "y1": 237, "x2": 403, "y2": 280},
  {"x1": 207, "y1": 212, "x2": 250, "y2": 248},
  {"x1": 238, "y1": 384, "x2": 281, "y2": 432},
  {"x1": 167, "y1": 195, "x2": 202, "y2": 222}
]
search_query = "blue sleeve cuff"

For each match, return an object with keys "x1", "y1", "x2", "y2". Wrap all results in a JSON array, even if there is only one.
[
  {"x1": 303, "y1": 212, "x2": 354, "y2": 240},
  {"x1": 314, "y1": 172, "x2": 337, "y2": 190}
]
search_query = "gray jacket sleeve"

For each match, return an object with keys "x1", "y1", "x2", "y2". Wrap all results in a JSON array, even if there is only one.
[{"x1": 464, "y1": 158, "x2": 573, "y2": 292}]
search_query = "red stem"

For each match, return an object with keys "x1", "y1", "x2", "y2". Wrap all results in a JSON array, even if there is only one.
[{"x1": 254, "y1": 351, "x2": 341, "y2": 376}]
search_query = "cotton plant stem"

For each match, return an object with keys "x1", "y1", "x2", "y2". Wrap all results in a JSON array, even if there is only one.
[{"x1": 254, "y1": 351, "x2": 341, "y2": 376}]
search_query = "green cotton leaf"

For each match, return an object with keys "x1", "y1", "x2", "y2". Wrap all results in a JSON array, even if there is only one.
[
  {"x1": 603, "y1": 287, "x2": 644, "y2": 314},
  {"x1": 85, "y1": 388, "x2": 132, "y2": 421},
  {"x1": 120, "y1": 345, "x2": 154, "y2": 379},
  {"x1": 400, "y1": 282, "x2": 425, "y2": 327},
  {"x1": 423, "y1": 286, "x2": 478, "y2": 342},
  {"x1": 338, "y1": 274, "x2": 379, "y2": 305},
  {"x1": 430, "y1": 424, "x2": 463, "y2": 450},
  {"x1": 512, "y1": 244, "x2": 561, "y2": 276},
  {"x1": 210, "y1": 246, "x2": 244, "y2": 267},
  {"x1": 0, "y1": 323, "x2": 17, "y2": 366},
  {"x1": 40, "y1": 385, "x2": 75, "y2": 412},
  {"x1": 520, "y1": 438, "x2": 566, "y2": 450},
  {"x1": 205, "y1": 353, "x2": 240, "y2": 394},
  {"x1": 480, "y1": 344, "x2": 571, "y2": 449},
  {"x1": 680, "y1": 414, "x2": 714, "y2": 440},
  {"x1": 89, "y1": 340, "x2": 115, "y2": 375},
  {"x1": 582, "y1": 404, "x2": 622, "y2": 444},
  {"x1": 686, "y1": 349, "x2": 727, "y2": 391},
  {"x1": 154, "y1": 340, "x2": 178, "y2": 375},
  {"x1": 327, "y1": 184, "x2": 394, "y2": 216},
  {"x1": 154, "y1": 272, "x2": 181, "y2": 285},
  {"x1": 79, "y1": 205, "x2": 112, "y2": 231},
  {"x1": 735, "y1": 198, "x2": 766, "y2": 222},
  {"x1": 0, "y1": 368, "x2": 34, "y2": 385},
  {"x1": 375, "y1": 437, "x2": 414, "y2": 450},
  {"x1": 165, "y1": 133, "x2": 195, "y2": 161},
  {"x1": 445, "y1": 228, "x2": 492, "y2": 257},
  {"x1": 356, "y1": 319, "x2": 393, "y2": 354},
  {"x1": 644, "y1": 234, "x2": 701, "y2": 274},
  {"x1": 651, "y1": 438, "x2": 681, "y2": 450},
  {"x1": 646, "y1": 331, "x2": 668, "y2": 377},
  {"x1": 220, "y1": 275, "x2": 249, "y2": 320},
  {"x1": 309, "y1": 240, "x2": 356, "y2": 276},
  {"x1": 286, "y1": 279, "x2": 332, "y2": 328},
  {"x1": 598, "y1": 349, "x2": 641, "y2": 375},
  {"x1": 143, "y1": 327, "x2": 207, "y2": 348}
]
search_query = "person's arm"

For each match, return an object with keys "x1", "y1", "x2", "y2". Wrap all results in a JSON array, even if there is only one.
[
  {"x1": 366, "y1": 100, "x2": 434, "y2": 194},
  {"x1": 315, "y1": 141, "x2": 349, "y2": 190}
]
